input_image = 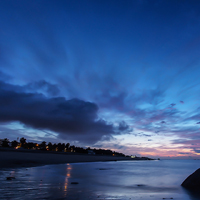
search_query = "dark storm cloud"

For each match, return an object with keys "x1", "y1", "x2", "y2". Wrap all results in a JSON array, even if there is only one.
[{"x1": 0, "y1": 80, "x2": 129, "y2": 144}]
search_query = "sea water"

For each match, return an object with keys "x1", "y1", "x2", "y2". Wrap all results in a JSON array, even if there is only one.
[{"x1": 0, "y1": 159, "x2": 200, "y2": 200}]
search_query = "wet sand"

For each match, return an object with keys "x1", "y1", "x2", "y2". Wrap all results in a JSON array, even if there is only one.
[
  {"x1": 0, "y1": 150, "x2": 133, "y2": 169},
  {"x1": 1, "y1": 159, "x2": 198, "y2": 200}
]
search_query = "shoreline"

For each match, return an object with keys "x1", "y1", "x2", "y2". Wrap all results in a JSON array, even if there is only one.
[{"x1": 0, "y1": 150, "x2": 144, "y2": 170}]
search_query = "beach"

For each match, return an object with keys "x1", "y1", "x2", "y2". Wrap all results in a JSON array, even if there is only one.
[
  {"x1": 0, "y1": 150, "x2": 133, "y2": 169},
  {"x1": 2, "y1": 150, "x2": 200, "y2": 200},
  {"x1": 1, "y1": 159, "x2": 200, "y2": 200}
]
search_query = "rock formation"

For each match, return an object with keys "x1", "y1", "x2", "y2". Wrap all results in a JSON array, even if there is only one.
[{"x1": 181, "y1": 168, "x2": 200, "y2": 190}]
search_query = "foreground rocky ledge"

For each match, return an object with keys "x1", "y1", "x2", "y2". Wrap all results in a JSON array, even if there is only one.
[
  {"x1": 181, "y1": 168, "x2": 200, "y2": 190},
  {"x1": 0, "y1": 150, "x2": 153, "y2": 169}
]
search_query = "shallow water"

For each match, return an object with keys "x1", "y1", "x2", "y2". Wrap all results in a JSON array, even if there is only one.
[{"x1": 0, "y1": 159, "x2": 200, "y2": 200}]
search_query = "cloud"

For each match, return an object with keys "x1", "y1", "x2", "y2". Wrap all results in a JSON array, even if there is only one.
[
  {"x1": 178, "y1": 152, "x2": 190, "y2": 155},
  {"x1": 185, "y1": 113, "x2": 200, "y2": 121},
  {"x1": 24, "y1": 80, "x2": 60, "y2": 96},
  {"x1": 172, "y1": 139, "x2": 200, "y2": 150},
  {"x1": 118, "y1": 121, "x2": 132, "y2": 133},
  {"x1": 92, "y1": 78, "x2": 166, "y2": 115},
  {"x1": 0, "y1": 70, "x2": 12, "y2": 82},
  {"x1": 0, "y1": 80, "x2": 129, "y2": 144},
  {"x1": 134, "y1": 132, "x2": 152, "y2": 137},
  {"x1": 0, "y1": 124, "x2": 25, "y2": 140},
  {"x1": 193, "y1": 149, "x2": 200, "y2": 153}
]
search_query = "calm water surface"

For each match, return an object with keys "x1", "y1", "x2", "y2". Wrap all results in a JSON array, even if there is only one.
[{"x1": 0, "y1": 159, "x2": 200, "y2": 200}]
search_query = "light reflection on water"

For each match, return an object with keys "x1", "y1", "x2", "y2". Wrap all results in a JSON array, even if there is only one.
[{"x1": 0, "y1": 160, "x2": 200, "y2": 200}]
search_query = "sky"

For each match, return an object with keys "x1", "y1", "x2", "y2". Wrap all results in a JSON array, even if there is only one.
[{"x1": 0, "y1": 0, "x2": 200, "y2": 158}]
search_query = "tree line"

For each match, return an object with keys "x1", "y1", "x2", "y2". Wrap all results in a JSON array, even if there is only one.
[{"x1": 0, "y1": 137, "x2": 126, "y2": 157}]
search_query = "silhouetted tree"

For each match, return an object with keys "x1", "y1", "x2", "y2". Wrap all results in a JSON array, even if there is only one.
[
  {"x1": 47, "y1": 142, "x2": 53, "y2": 151},
  {"x1": 26, "y1": 142, "x2": 35, "y2": 149},
  {"x1": 57, "y1": 143, "x2": 65, "y2": 151},
  {"x1": 0, "y1": 137, "x2": 126, "y2": 157},
  {"x1": 75, "y1": 147, "x2": 87, "y2": 153},
  {"x1": 70, "y1": 145, "x2": 75, "y2": 152},
  {"x1": 11, "y1": 140, "x2": 18, "y2": 148},
  {"x1": 65, "y1": 143, "x2": 70, "y2": 149},
  {"x1": 53, "y1": 143, "x2": 57, "y2": 151},
  {"x1": 40, "y1": 141, "x2": 46, "y2": 150},
  {"x1": 61, "y1": 143, "x2": 65, "y2": 151},
  {"x1": 2, "y1": 138, "x2": 10, "y2": 147},
  {"x1": 20, "y1": 137, "x2": 26, "y2": 147}
]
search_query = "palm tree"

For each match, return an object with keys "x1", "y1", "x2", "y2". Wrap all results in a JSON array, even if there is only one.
[
  {"x1": 20, "y1": 137, "x2": 26, "y2": 147},
  {"x1": 65, "y1": 143, "x2": 70, "y2": 149}
]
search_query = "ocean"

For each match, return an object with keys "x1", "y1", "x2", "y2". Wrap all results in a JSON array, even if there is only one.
[{"x1": 0, "y1": 159, "x2": 200, "y2": 200}]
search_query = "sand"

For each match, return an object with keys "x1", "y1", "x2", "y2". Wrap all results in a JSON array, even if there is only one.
[{"x1": 0, "y1": 150, "x2": 132, "y2": 169}]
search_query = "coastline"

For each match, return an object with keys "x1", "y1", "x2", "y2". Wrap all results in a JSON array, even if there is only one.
[
  {"x1": 0, "y1": 150, "x2": 138, "y2": 169},
  {"x1": 1, "y1": 158, "x2": 198, "y2": 200}
]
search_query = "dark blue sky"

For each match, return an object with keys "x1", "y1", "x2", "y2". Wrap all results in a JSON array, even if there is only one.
[{"x1": 1, "y1": 0, "x2": 200, "y2": 157}]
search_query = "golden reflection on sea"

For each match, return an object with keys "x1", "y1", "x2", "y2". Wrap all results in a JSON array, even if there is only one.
[{"x1": 64, "y1": 163, "x2": 72, "y2": 196}]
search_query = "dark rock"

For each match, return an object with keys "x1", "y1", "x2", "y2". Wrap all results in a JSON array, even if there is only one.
[
  {"x1": 99, "y1": 168, "x2": 106, "y2": 170},
  {"x1": 71, "y1": 182, "x2": 79, "y2": 184},
  {"x1": 6, "y1": 177, "x2": 15, "y2": 180},
  {"x1": 181, "y1": 168, "x2": 200, "y2": 190},
  {"x1": 98, "y1": 168, "x2": 112, "y2": 170}
]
